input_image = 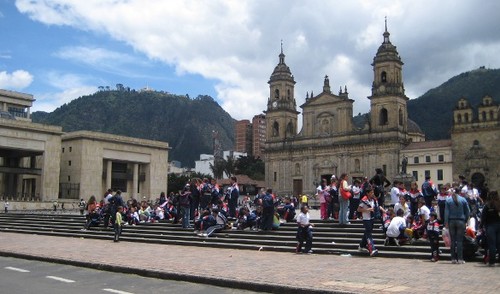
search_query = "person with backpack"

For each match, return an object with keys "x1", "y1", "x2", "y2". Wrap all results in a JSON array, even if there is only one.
[
  {"x1": 179, "y1": 184, "x2": 192, "y2": 228},
  {"x1": 421, "y1": 176, "x2": 438, "y2": 208},
  {"x1": 260, "y1": 188, "x2": 275, "y2": 231}
]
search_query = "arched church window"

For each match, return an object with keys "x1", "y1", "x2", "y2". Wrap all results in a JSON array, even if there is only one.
[
  {"x1": 287, "y1": 89, "x2": 291, "y2": 100},
  {"x1": 286, "y1": 121, "x2": 294, "y2": 136},
  {"x1": 295, "y1": 163, "x2": 301, "y2": 175},
  {"x1": 481, "y1": 111, "x2": 486, "y2": 121},
  {"x1": 464, "y1": 113, "x2": 469, "y2": 123},
  {"x1": 379, "y1": 108, "x2": 388, "y2": 125},
  {"x1": 273, "y1": 121, "x2": 279, "y2": 137},
  {"x1": 354, "y1": 159, "x2": 360, "y2": 172},
  {"x1": 381, "y1": 71, "x2": 387, "y2": 83},
  {"x1": 274, "y1": 89, "x2": 279, "y2": 99},
  {"x1": 457, "y1": 113, "x2": 462, "y2": 123},
  {"x1": 399, "y1": 108, "x2": 403, "y2": 126}
]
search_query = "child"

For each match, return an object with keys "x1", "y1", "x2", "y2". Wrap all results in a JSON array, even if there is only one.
[
  {"x1": 114, "y1": 206, "x2": 124, "y2": 242},
  {"x1": 385, "y1": 209, "x2": 407, "y2": 246},
  {"x1": 426, "y1": 212, "x2": 440, "y2": 261},
  {"x1": 296, "y1": 205, "x2": 314, "y2": 254}
]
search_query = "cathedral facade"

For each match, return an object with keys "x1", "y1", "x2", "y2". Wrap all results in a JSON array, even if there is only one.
[{"x1": 264, "y1": 25, "x2": 425, "y2": 196}]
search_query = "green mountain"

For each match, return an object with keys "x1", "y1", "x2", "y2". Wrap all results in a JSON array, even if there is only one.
[
  {"x1": 408, "y1": 67, "x2": 500, "y2": 140},
  {"x1": 32, "y1": 90, "x2": 235, "y2": 167}
]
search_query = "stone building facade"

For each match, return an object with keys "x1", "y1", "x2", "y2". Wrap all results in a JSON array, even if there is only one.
[
  {"x1": 0, "y1": 89, "x2": 62, "y2": 202},
  {"x1": 60, "y1": 131, "x2": 170, "y2": 201},
  {"x1": 451, "y1": 96, "x2": 499, "y2": 191},
  {"x1": 264, "y1": 25, "x2": 425, "y2": 196}
]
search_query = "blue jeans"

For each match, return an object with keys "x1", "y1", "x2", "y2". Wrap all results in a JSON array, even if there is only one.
[
  {"x1": 360, "y1": 219, "x2": 376, "y2": 252},
  {"x1": 449, "y1": 219, "x2": 466, "y2": 261},
  {"x1": 339, "y1": 197, "x2": 349, "y2": 224},
  {"x1": 486, "y1": 222, "x2": 500, "y2": 265},
  {"x1": 181, "y1": 206, "x2": 190, "y2": 228}
]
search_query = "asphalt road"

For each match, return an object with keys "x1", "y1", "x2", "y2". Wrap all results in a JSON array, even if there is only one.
[{"x1": 0, "y1": 256, "x2": 260, "y2": 294}]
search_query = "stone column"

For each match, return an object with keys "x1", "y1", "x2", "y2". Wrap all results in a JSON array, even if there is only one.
[
  {"x1": 133, "y1": 163, "x2": 139, "y2": 198},
  {"x1": 106, "y1": 160, "x2": 112, "y2": 190}
]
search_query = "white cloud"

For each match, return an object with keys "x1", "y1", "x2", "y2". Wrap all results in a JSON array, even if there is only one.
[
  {"x1": 32, "y1": 72, "x2": 97, "y2": 112},
  {"x1": 0, "y1": 70, "x2": 33, "y2": 89},
  {"x1": 54, "y1": 46, "x2": 152, "y2": 78},
  {"x1": 14, "y1": 0, "x2": 500, "y2": 120}
]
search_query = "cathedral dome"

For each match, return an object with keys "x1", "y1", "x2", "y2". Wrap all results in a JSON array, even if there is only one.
[{"x1": 407, "y1": 118, "x2": 424, "y2": 134}]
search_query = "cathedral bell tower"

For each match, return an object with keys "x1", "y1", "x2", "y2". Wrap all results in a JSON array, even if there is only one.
[
  {"x1": 368, "y1": 19, "x2": 409, "y2": 133},
  {"x1": 264, "y1": 43, "x2": 299, "y2": 142}
]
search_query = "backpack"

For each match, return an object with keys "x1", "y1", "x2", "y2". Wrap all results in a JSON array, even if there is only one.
[
  {"x1": 179, "y1": 192, "x2": 190, "y2": 207},
  {"x1": 422, "y1": 182, "x2": 437, "y2": 197},
  {"x1": 263, "y1": 194, "x2": 274, "y2": 208}
]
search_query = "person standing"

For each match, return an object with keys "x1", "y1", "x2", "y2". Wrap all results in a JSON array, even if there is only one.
[
  {"x1": 480, "y1": 191, "x2": 500, "y2": 267},
  {"x1": 358, "y1": 186, "x2": 379, "y2": 257},
  {"x1": 114, "y1": 206, "x2": 124, "y2": 242},
  {"x1": 179, "y1": 184, "x2": 192, "y2": 228},
  {"x1": 78, "y1": 198, "x2": 86, "y2": 215},
  {"x1": 444, "y1": 188, "x2": 470, "y2": 264},
  {"x1": 228, "y1": 176, "x2": 239, "y2": 218},
  {"x1": 4, "y1": 201, "x2": 9, "y2": 213},
  {"x1": 422, "y1": 176, "x2": 438, "y2": 209},
  {"x1": 260, "y1": 188, "x2": 275, "y2": 231},
  {"x1": 338, "y1": 173, "x2": 351, "y2": 226},
  {"x1": 370, "y1": 168, "x2": 391, "y2": 208},
  {"x1": 317, "y1": 179, "x2": 329, "y2": 220}
]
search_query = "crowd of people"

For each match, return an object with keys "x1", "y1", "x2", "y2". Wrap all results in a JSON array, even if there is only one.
[{"x1": 79, "y1": 170, "x2": 499, "y2": 266}]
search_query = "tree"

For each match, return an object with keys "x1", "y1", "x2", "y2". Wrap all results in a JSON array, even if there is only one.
[
  {"x1": 235, "y1": 155, "x2": 265, "y2": 180},
  {"x1": 210, "y1": 159, "x2": 225, "y2": 179},
  {"x1": 223, "y1": 155, "x2": 236, "y2": 178}
]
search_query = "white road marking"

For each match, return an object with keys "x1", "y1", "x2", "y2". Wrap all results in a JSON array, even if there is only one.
[
  {"x1": 5, "y1": 266, "x2": 30, "y2": 273},
  {"x1": 103, "y1": 289, "x2": 135, "y2": 294},
  {"x1": 46, "y1": 275, "x2": 75, "y2": 283}
]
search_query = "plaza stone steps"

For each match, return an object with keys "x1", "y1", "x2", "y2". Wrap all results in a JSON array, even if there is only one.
[{"x1": 0, "y1": 213, "x2": 459, "y2": 260}]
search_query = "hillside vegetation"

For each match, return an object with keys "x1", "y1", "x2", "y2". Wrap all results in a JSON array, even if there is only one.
[
  {"x1": 408, "y1": 67, "x2": 500, "y2": 139},
  {"x1": 32, "y1": 90, "x2": 235, "y2": 166}
]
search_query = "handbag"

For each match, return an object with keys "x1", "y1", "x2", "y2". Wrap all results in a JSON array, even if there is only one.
[
  {"x1": 442, "y1": 227, "x2": 451, "y2": 248},
  {"x1": 340, "y1": 181, "x2": 351, "y2": 200}
]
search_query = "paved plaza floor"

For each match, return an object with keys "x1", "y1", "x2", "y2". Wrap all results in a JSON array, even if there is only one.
[{"x1": 0, "y1": 231, "x2": 498, "y2": 293}]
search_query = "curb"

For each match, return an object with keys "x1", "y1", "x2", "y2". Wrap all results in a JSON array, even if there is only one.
[{"x1": 0, "y1": 250, "x2": 353, "y2": 294}]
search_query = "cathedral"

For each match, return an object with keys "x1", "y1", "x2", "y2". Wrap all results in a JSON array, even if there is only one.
[{"x1": 263, "y1": 23, "x2": 426, "y2": 196}]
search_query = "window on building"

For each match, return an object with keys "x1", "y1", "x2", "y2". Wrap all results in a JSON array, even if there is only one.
[
  {"x1": 62, "y1": 148, "x2": 65, "y2": 153},
  {"x1": 399, "y1": 108, "x2": 403, "y2": 126},
  {"x1": 437, "y1": 169, "x2": 443, "y2": 181},
  {"x1": 379, "y1": 108, "x2": 388, "y2": 125},
  {"x1": 383, "y1": 165, "x2": 387, "y2": 176},
  {"x1": 425, "y1": 170, "x2": 430, "y2": 178},
  {"x1": 412, "y1": 171, "x2": 418, "y2": 182},
  {"x1": 69, "y1": 147, "x2": 72, "y2": 152},
  {"x1": 438, "y1": 155, "x2": 444, "y2": 162},
  {"x1": 274, "y1": 89, "x2": 279, "y2": 99},
  {"x1": 414, "y1": 156, "x2": 419, "y2": 164},
  {"x1": 381, "y1": 71, "x2": 387, "y2": 83},
  {"x1": 68, "y1": 160, "x2": 71, "y2": 166},
  {"x1": 67, "y1": 175, "x2": 71, "y2": 182},
  {"x1": 273, "y1": 172, "x2": 277, "y2": 182},
  {"x1": 425, "y1": 156, "x2": 431, "y2": 163}
]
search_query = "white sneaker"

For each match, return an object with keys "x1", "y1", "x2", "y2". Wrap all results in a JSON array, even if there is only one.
[
  {"x1": 458, "y1": 260, "x2": 465, "y2": 264},
  {"x1": 370, "y1": 249, "x2": 379, "y2": 257}
]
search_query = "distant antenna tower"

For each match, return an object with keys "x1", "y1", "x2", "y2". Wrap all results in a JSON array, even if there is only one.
[{"x1": 212, "y1": 130, "x2": 223, "y2": 161}]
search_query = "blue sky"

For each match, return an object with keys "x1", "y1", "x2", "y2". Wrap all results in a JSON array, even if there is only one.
[{"x1": 1, "y1": 0, "x2": 500, "y2": 120}]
